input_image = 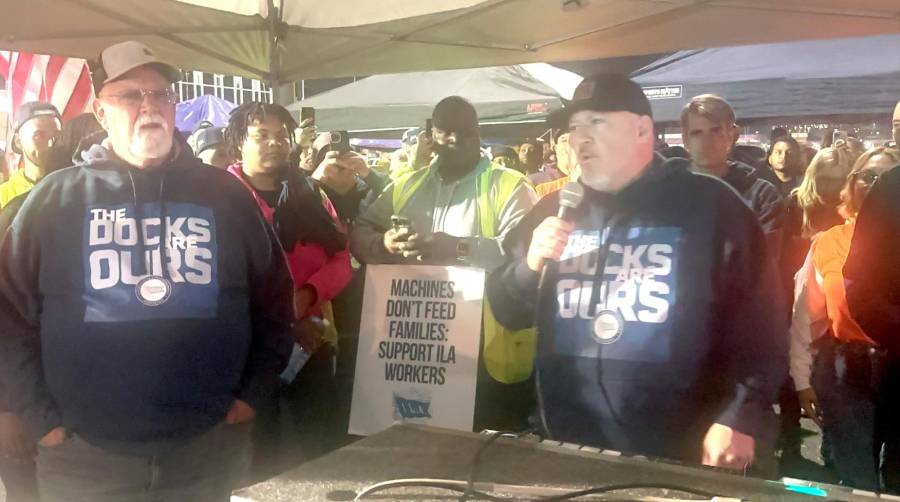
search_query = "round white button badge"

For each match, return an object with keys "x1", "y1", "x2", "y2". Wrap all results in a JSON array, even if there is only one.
[
  {"x1": 135, "y1": 276, "x2": 172, "y2": 306},
  {"x1": 592, "y1": 309, "x2": 624, "y2": 345}
]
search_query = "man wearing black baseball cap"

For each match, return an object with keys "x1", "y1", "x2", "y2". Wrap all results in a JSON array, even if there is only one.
[
  {"x1": 1, "y1": 102, "x2": 65, "y2": 501},
  {"x1": 487, "y1": 74, "x2": 786, "y2": 473},
  {"x1": 0, "y1": 101, "x2": 66, "y2": 208}
]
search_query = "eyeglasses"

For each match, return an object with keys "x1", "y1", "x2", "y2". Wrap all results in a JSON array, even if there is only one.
[
  {"x1": 100, "y1": 88, "x2": 177, "y2": 107},
  {"x1": 856, "y1": 170, "x2": 880, "y2": 186}
]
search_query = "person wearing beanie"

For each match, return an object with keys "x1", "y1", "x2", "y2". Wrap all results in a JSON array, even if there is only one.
[{"x1": 350, "y1": 96, "x2": 538, "y2": 431}]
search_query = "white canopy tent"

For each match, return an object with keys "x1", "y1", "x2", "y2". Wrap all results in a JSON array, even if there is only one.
[
  {"x1": 284, "y1": 63, "x2": 582, "y2": 132},
  {"x1": 1, "y1": 0, "x2": 898, "y2": 88}
]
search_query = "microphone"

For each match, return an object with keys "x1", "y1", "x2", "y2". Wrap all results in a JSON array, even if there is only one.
[
  {"x1": 538, "y1": 181, "x2": 584, "y2": 288},
  {"x1": 557, "y1": 181, "x2": 585, "y2": 221}
]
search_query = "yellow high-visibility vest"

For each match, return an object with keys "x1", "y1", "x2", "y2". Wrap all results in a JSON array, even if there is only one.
[
  {"x1": 0, "y1": 169, "x2": 37, "y2": 208},
  {"x1": 392, "y1": 159, "x2": 537, "y2": 384}
]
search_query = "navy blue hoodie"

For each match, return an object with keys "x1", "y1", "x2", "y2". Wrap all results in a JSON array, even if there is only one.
[
  {"x1": 0, "y1": 143, "x2": 293, "y2": 454},
  {"x1": 720, "y1": 161, "x2": 785, "y2": 262},
  {"x1": 486, "y1": 155, "x2": 787, "y2": 462}
]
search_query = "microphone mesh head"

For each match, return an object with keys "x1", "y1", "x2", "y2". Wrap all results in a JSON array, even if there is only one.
[{"x1": 559, "y1": 181, "x2": 584, "y2": 209}]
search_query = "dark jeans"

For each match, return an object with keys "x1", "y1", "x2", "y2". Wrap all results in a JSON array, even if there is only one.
[
  {"x1": 36, "y1": 422, "x2": 251, "y2": 502},
  {"x1": 0, "y1": 456, "x2": 37, "y2": 502},
  {"x1": 473, "y1": 372, "x2": 535, "y2": 433},
  {"x1": 812, "y1": 338, "x2": 900, "y2": 492},
  {"x1": 777, "y1": 378, "x2": 802, "y2": 454},
  {"x1": 252, "y1": 345, "x2": 349, "y2": 482}
]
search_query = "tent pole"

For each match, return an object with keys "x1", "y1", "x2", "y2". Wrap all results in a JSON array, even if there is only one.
[{"x1": 266, "y1": 0, "x2": 288, "y2": 105}]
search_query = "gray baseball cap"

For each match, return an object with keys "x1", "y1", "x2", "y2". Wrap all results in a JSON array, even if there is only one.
[{"x1": 91, "y1": 41, "x2": 181, "y2": 94}]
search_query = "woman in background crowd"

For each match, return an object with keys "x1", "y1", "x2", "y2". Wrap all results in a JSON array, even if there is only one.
[
  {"x1": 224, "y1": 102, "x2": 352, "y2": 479},
  {"x1": 790, "y1": 147, "x2": 900, "y2": 492},
  {"x1": 781, "y1": 144, "x2": 856, "y2": 292},
  {"x1": 792, "y1": 145, "x2": 857, "y2": 238}
]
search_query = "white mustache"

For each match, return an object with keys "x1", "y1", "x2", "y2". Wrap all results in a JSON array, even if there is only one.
[{"x1": 135, "y1": 113, "x2": 168, "y2": 131}]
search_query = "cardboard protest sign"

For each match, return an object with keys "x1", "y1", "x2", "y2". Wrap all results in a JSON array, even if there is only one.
[{"x1": 349, "y1": 264, "x2": 484, "y2": 435}]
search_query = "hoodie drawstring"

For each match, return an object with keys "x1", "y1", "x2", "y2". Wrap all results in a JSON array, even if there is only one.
[{"x1": 127, "y1": 169, "x2": 170, "y2": 282}]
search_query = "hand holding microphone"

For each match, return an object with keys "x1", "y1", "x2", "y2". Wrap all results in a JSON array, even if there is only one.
[{"x1": 526, "y1": 182, "x2": 584, "y2": 272}]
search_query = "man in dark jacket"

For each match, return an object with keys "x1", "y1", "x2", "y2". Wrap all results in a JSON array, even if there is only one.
[
  {"x1": 680, "y1": 94, "x2": 785, "y2": 260},
  {"x1": 486, "y1": 74, "x2": 786, "y2": 471},
  {"x1": 0, "y1": 41, "x2": 294, "y2": 501},
  {"x1": 680, "y1": 93, "x2": 797, "y2": 466},
  {"x1": 0, "y1": 191, "x2": 38, "y2": 502}
]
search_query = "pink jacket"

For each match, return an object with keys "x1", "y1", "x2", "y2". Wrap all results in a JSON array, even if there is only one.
[{"x1": 227, "y1": 164, "x2": 352, "y2": 316}]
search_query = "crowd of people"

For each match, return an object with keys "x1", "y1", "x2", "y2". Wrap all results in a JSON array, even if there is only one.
[{"x1": 0, "y1": 40, "x2": 898, "y2": 501}]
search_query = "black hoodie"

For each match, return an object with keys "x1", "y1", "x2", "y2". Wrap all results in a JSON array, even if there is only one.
[
  {"x1": 486, "y1": 154, "x2": 787, "y2": 463},
  {"x1": 0, "y1": 142, "x2": 293, "y2": 454},
  {"x1": 845, "y1": 164, "x2": 900, "y2": 356},
  {"x1": 720, "y1": 160, "x2": 785, "y2": 261}
]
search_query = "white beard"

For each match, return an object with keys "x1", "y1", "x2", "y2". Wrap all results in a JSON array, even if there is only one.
[
  {"x1": 579, "y1": 170, "x2": 612, "y2": 192},
  {"x1": 129, "y1": 114, "x2": 173, "y2": 160}
]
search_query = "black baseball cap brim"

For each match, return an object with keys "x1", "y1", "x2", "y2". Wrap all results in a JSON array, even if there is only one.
[
  {"x1": 548, "y1": 74, "x2": 653, "y2": 130},
  {"x1": 14, "y1": 101, "x2": 62, "y2": 134}
]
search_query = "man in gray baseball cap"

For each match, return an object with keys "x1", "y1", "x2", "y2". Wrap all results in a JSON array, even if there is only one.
[
  {"x1": 0, "y1": 40, "x2": 294, "y2": 501},
  {"x1": 90, "y1": 40, "x2": 182, "y2": 94}
]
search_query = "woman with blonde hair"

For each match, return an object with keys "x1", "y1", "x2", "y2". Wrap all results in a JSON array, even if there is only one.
[
  {"x1": 780, "y1": 144, "x2": 856, "y2": 312},
  {"x1": 791, "y1": 143, "x2": 856, "y2": 238},
  {"x1": 790, "y1": 147, "x2": 900, "y2": 491}
]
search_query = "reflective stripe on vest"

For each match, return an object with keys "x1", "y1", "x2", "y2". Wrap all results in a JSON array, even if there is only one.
[{"x1": 391, "y1": 157, "x2": 537, "y2": 384}]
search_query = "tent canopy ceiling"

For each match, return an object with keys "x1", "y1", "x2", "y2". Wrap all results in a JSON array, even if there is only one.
[
  {"x1": 1, "y1": 0, "x2": 898, "y2": 82},
  {"x1": 633, "y1": 33, "x2": 900, "y2": 123}
]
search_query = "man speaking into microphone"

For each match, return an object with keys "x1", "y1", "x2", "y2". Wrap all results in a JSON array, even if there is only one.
[{"x1": 486, "y1": 75, "x2": 786, "y2": 473}]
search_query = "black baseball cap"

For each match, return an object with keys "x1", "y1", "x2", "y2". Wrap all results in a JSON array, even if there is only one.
[
  {"x1": 14, "y1": 101, "x2": 62, "y2": 134},
  {"x1": 194, "y1": 126, "x2": 224, "y2": 154},
  {"x1": 548, "y1": 74, "x2": 652, "y2": 129}
]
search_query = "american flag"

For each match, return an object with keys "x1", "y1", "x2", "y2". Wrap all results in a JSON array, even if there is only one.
[{"x1": 1, "y1": 51, "x2": 95, "y2": 121}]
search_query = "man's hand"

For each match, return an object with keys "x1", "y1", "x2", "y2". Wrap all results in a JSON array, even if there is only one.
[
  {"x1": 297, "y1": 119, "x2": 317, "y2": 148},
  {"x1": 797, "y1": 387, "x2": 823, "y2": 427},
  {"x1": 293, "y1": 285, "x2": 318, "y2": 320},
  {"x1": 313, "y1": 151, "x2": 363, "y2": 195},
  {"x1": 526, "y1": 217, "x2": 575, "y2": 272},
  {"x1": 0, "y1": 412, "x2": 33, "y2": 460},
  {"x1": 403, "y1": 232, "x2": 460, "y2": 263},
  {"x1": 293, "y1": 316, "x2": 326, "y2": 355},
  {"x1": 702, "y1": 423, "x2": 755, "y2": 470},
  {"x1": 38, "y1": 426, "x2": 67, "y2": 448},
  {"x1": 341, "y1": 151, "x2": 370, "y2": 178},
  {"x1": 225, "y1": 400, "x2": 256, "y2": 425},
  {"x1": 383, "y1": 227, "x2": 413, "y2": 255},
  {"x1": 299, "y1": 147, "x2": 315, "y2": 172}
]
